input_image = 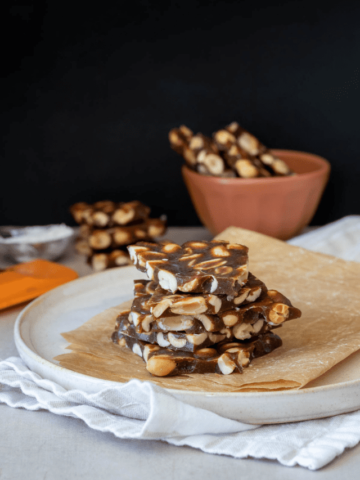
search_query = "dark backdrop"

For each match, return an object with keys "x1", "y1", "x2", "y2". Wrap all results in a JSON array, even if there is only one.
[{"x1": 1, "y1": 0, "x2": 359, "y2": 227}]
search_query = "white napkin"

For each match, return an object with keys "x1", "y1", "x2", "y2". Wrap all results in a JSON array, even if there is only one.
[
  {"x1": 1, "y1": 216, "x2": 360, "y2": 470},
  {"x1": 288, "y1": 215, "x2": 360, "y2": 261},
  {"x1": 2, "y1": 356, "x2": 360, "y2": 470}
]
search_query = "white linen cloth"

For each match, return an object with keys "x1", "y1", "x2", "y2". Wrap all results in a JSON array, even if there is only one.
[
  {"x1": 288, "y1": 215, "x2": 360, "y2": 261},
  {"x1": 1, "y1": 216, "x2": 360, "y2": 470}
]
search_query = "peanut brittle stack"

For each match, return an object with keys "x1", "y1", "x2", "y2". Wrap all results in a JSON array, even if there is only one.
[
  {"x1": 112, "y1": 240, "x2": 302, "y2": 377},
  {"x1": 70, "y1": 200, "x2": 167, "y2": 271}
]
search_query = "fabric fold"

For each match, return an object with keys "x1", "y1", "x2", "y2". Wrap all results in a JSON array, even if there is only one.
[{"x1": 2, "y1": 356, "x2": 360, "y2": 470}]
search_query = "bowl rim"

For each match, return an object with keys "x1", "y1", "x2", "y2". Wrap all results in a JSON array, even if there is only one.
[
  {"x1": 182, "y1": 148, "x2": 331, "y2": 185},
  {"x1": 0, "y1": 224, "x2": 75, "y2": 246}
]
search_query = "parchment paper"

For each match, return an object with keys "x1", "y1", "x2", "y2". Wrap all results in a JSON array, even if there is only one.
[{"x1": 56, "y1": 227, "x2": 360, "y2": 392}]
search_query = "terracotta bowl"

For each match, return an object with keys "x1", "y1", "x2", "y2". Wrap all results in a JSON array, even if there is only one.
[{"x1": 182, "y1": 149, "x2": 331, "y2": 240}]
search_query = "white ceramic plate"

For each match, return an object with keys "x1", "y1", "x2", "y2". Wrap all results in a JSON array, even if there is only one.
[{"x1": 14, "y1": 266, "x2": 360, "y2": 424}]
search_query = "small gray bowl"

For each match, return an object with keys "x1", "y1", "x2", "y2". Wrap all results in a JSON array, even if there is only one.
[{"x1": 0, "y1": 225, "x2": 75, "y2": 263}]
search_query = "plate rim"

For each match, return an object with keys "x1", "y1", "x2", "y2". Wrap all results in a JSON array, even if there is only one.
[{"x1": 14, "y1": 266, "x2": 360, "y2": 398}]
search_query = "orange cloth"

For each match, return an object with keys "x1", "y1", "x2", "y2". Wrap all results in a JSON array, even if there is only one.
[{"x1": 0, "y1": 259, "x2": 78, "y2": 310}]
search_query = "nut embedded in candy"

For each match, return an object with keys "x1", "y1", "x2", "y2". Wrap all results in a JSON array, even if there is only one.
[
  {"x1": 169, "y1": 126, "x2": 193, "y2": 156},
  {"x1": 89, "y1": 250, "x2": 131, "y2": 272},
  {"x1": 234, "y1": 159, "x2": 259, "y2": 178},
  {"x1": 197, "y1": 152, "x2": 225, "y2": 176},
  {"x1": 133, "y1": 279, "x2": 158, "y2": 298},
  {"x1": 147, "y1": 356, "x2": 177, "y2": 377},
  {"x1": 111, "y1": 201, "x2": 151, "y2": 226},
  {"x1": 213, "y1": 129, "x2": 237, "y2": 151}
]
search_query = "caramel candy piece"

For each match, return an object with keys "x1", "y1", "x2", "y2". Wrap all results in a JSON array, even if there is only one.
[
  {"x1": 115, "y1": 310, "x2": 273, "y2": 353},
  {"x1": 169, "y1": 127, "x2": 197, "y2": 168},
  {"x1": 70, "y1": 201, "x2": 117, "y2": 227},
  {"x1": 128, "y1": 240, "x2": 249, "y2": 295},
  {"x1": 169, "y1": 126, "x2": 194, "y2": 156},
  {"x1": 213, "y1": 123, "x2": 265, "y2": 157},
  {"x1": 114, "y1": 311, "x2": 230, "y2": 353},
  {"x1": 130, "y1": 294, "x2": 223, "y2": 334},
  {"x1": 212, "y1": 129, "x2": 237, "y2": 152},
  {"x1": 212, "y1": 122, "x2": 294, "y2": 177},
  {"x1": 146, "y1": 217, "x2": 168, "y2": 238},
  {"x1": 258, "y1": 149, "x2": 293, "y2": 176},
  {"x1": 70, "y1": 200, "x2": 151, "y2": 227},
  {"x1": 188, "y1": 133, "x2": 218, "y2": 157},
  {"x1": 169, "y1": 126, "x2": 225, "y2": 176},
  {"x1": 129, "y1": 295, "x2": 208, "y2": 334},
  {"x1": 224, "y1": 145, "x2": 271, "y2": 178},
  {"x1": 189, "y1": 134, "x2": 225, "y2": 176},
  {"x1": 113, "y1": 329, "x2": 282, "y2": 377},
  {"x1": 225, "y1": 122, "x2": 293, "y2": 176},
  {"x1": 88, "y1": 218, "x2": 167, "y2": 250},
  {"x1": 128, "y1": 300, "x2": 280, "y2": 345},
  {"x1": 219, "y1": 290, "x2": 302, "y2": 335},
  {"x1": 70, "y1": 202, "x2": 92, "y2": 225},
  {"x1": 148, "y1": 272, "x2": 267, "y2": 317},
  {"x1": 129, "y1": 291, "x2": 224, "y2": 334},
  {"x1": 111, "y1": 201, "x2": 151, "y2": 226},
  {"x1": 225, "y1": 122, "x2": 264, "y2": 157},
  {"x1": 130, "y1": 284, "x2": 299, "y2": 338},
  {"x1": 196, "y1": 153, "x2": 225, "y2": 176}
]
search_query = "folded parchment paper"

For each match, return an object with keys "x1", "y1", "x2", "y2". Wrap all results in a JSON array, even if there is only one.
[{"x1": 56, "y1": 227, "x2": 360, "y2": 392}]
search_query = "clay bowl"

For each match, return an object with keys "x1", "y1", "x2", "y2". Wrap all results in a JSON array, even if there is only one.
[{"x1": 182, "y1": 149, "x2": 331, "y2": 240}]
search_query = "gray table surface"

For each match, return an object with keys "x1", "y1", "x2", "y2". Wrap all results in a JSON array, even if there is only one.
[{"x1": 1, "y1": 227, "x2": 360, "y2": 479}]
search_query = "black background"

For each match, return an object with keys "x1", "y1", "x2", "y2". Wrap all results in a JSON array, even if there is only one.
[{"x1": 1, "y1": 0, "x2": 359, "y2": 227}]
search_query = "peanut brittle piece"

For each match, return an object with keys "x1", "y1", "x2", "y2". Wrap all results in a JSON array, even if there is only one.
[
  {"x1": 225, "y1": 122, "x2": 293, "y2": 176},
  {"x1": 128, "y1": 240, "x2": 249, "y2": 295},
  {"x1": 88, "y1": 218, "x2": 166, "y2": 250},
  {"x1": 145, "y1": 272, "x2": 266, "y2": 317},
  {"x1": 224, "y1": 121, "x2": 265, "y2": 157},
  {"x1": 257, "y1": 149, "x2": 294, "y2": 176},
  {"x1": 223, "y1": 144, "x2": 271, "y2": 178},
  {"x1": 70, "y1": 201, "x2": 117, "y2": 227},
  {"x1": 168, "y1": 125, "x2": 194, "y2": 155},
  {"x1": 169, "y1": 126, "x2": 226, "y2": 176},
  {"x1": 111, "y1": 201, "x2": 151, "y2": 226},
  {"x1": 128, "y1": 288, "x2": 300, "y2": 340},
  {"x1": 219, "y1": 290, "x2": 302, "y2": 333},
  {"x1": 114, "y1": 311, "x2": 234, "y2": 353},
  {"x1": 129, "y1": 295, "x2": 226, "y2": 333},
  {"x1": 70, "y1": 200, "x2": 151, "y2": 227},
  {"x1": 112, "y1": 328, "x2": 282, "y2": 377},
  {"x1": 213, "y1": 122, "x2": 294, "y2": 177}
]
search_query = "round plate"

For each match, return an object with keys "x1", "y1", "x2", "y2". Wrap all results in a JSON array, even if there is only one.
[{"x1": 14, "y1": 266, "x2": 360, "y2": 424}]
